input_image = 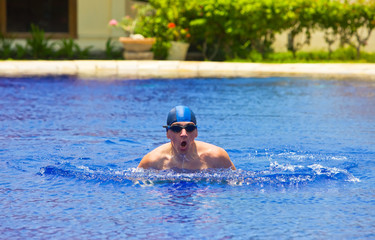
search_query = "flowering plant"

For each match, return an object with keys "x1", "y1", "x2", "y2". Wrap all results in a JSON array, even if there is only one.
[
  {"x1": 108, "y1": 4, "x2": 154, "y2": 38},
  {"x1": 109, "y1": 16, "x2": 140, "y2": 38},
  {"x1": 166, "y1": 22, "x2": 191, "y2": 42}
]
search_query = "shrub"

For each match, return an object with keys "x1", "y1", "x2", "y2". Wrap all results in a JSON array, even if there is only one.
[
  {"x1": 104, "y1": 38, "x2": 122, "y2": 60},
  {"x1": 26, "y1": 24, "x2": 56, "y2": 59},
  {"x1": 0, "y1": 34, "x2": 14, "y2": 59},
  {"x1": 134, "y1": 0, "x2": 375, "y2": 61}
]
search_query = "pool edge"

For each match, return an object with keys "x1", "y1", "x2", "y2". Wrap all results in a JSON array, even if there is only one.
[{"x1": 1, "y1": 60, "x2": 375, "y2": 81}]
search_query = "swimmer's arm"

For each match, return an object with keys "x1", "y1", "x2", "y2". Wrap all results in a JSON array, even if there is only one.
[
  {"x1": 137, "y1": 154, "x2": 153, "y2": 169},
  {"x1": 138, "y1": 143, "x2": 170, "y2": 170},
  {"x1": 220, "y1": 149, "x2": 236, "y2": 170},
  {"x1": 137, "y1": 153, "x2": 162, "y2": 170},
  {"x1": 209, "y1": 148, "x2": 236, "y2": 170}
]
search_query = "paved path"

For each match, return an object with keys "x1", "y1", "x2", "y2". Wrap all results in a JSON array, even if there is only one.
[{"x1": 0, "y1": 60, "x2": 374, "y2": 80}]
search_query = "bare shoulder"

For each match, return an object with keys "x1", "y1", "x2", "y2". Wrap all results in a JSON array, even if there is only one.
[
  {"x1": 196, "y1": 141, "x2": 236, "y2": 170},
  {"x1": 138, "y1": 143, "x2": 170, "y2": 170}
]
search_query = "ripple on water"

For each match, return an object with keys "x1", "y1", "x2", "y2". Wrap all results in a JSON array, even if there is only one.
[{"x1": 38, "y1": 161, "x2": 360, "y2": 188}]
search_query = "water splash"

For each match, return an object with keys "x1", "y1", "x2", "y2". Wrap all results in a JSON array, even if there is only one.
[{"x1": 39, "y1": 161, "x2": 360, "y2": 187}]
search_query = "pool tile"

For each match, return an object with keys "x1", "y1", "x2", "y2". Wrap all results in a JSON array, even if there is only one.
[
  {"x1": 198, "y1": 62, "x2": 238, "y2": 78},
  {"x1": 177, "y1": 61, "x2": 199, "y2": 78},
  {"x1": 159, "y1": 61, "x2": 180, "y2": 78},
  {"x1": 95, "y1": 61, "x2": 118, "y2": 78},
  {"x1": 137, "y1": 60, "x2": 161, "y2": 79},
  {"x1": 75, "y1": 60, "x2": 98, "y2": 78},
  {"x1": 18, "y1": 61, "x2": 59, "y2": 76},
  {"x1": 0, "y1": 61, "x2": 18, "y2": 76},
  {"x1": 57, "y1": 61, "x2": 78, "y2": 75},
  {"x1": 0, "y1": 61, "x2": 375, "y2": 80},
  {"x1": 117, "y1": 60, "x2": 139, "y2": 79}
]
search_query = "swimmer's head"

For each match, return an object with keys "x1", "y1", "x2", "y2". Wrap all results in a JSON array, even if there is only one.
[{"x1": 166, "y1": 105, "x2": 196, "y2": 126}]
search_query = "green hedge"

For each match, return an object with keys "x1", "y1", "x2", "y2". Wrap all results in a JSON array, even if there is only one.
[{"x1": 138, "y1": 0, "x2": 375, "y2": 60}]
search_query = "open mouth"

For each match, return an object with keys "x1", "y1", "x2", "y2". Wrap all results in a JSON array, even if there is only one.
[{"x1": 181, "y1": 141, "x2": 187, "y2": 147}]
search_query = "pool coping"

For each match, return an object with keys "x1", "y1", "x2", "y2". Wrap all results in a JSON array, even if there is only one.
[{"x1": 1, "y1": 60, "x2": 375, "y2": 80}]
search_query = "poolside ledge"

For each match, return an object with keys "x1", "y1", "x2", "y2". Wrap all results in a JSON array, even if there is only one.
[{"x1": 0, "y1": 60, "x2": 375, "y2": 80}]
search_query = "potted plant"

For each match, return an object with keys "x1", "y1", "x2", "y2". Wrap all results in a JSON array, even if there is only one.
[
  {"x1": 166, "y1": 22, "x2": 191, "y2": 60},
  {"x1": 133, "y1": 0, "x2": 194, "y2": 60},
  {"x1": 109, "y1": 4, "x2": 156, "y2": 60}
]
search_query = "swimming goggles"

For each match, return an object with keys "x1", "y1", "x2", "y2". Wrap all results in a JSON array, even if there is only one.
[{"x1": 163, "y1": 124, "x2": 197, "y2": 133}]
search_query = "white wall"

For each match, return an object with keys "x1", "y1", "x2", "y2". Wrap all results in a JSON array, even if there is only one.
[
  {"x1": 273, "y1": 30, "x2": 375, "y2": 52},
  {"x1": 76, "y1": 0, "x2": 127, "y2": 50}
]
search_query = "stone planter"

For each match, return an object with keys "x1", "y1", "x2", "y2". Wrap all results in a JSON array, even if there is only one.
[
  {"x1": 119, "y1": 37, "x2": 156, "y2": 60},
  {"x1": 167, "y1": 41, "x2": 190, "y2": 60}
]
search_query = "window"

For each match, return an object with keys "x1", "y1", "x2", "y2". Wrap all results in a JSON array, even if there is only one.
[{"x1": 0, "y1": 0, "x2": 77, "y2": 38}]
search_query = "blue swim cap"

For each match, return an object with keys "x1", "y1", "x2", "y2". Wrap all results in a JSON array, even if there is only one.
[{"x1": 167, "y1": 106, "x2": 197, "y2": 126}]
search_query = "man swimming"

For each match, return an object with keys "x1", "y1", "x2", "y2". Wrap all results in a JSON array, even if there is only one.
[{"x1": 138, "y1": 106, "x2": 236, "y2": 170}]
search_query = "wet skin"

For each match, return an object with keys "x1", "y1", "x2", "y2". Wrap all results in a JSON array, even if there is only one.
[{"x1": 138, "y1": 122, "x2": 236, "y2": 170}]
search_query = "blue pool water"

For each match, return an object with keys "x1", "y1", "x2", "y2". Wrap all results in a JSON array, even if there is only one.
[{"x1": 0, "y1": 76, "x2": 374, "y2": 239}]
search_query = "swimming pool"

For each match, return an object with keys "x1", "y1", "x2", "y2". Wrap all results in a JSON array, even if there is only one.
[{"x1": 1, "y1": 76, "x2": 374, "y2": 239}]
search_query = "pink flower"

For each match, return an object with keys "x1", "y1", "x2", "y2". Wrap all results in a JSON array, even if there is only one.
[{"x1": 109, "y1": 19, "x2": 118, "y2": 26}]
